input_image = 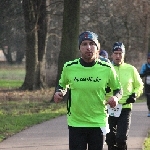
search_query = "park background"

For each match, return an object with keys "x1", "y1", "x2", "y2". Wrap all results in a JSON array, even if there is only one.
[{"x1": 0, "y1": 0, "x2": 150, "y2": 89}]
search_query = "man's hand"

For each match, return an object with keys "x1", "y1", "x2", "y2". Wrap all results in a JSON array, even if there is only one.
[
  {"x1": 126, "y1": 93, "x2": 136, "y2": 104},
  {"x1": 106, "y1": 96, "x2": 118, "y2": 108},
  {"x1": 54, "y1": 92, "x2": 63, "y2": 103}
]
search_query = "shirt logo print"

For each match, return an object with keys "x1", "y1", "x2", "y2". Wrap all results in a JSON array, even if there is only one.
[{"x1": 74, "y1": 77, "x2": 101, "y2": 82}]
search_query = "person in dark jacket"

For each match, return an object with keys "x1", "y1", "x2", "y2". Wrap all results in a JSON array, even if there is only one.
[{"x1": 139, "y1": 52, "x2": 150, "y2": 117}]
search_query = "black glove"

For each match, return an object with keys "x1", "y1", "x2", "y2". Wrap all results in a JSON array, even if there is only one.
[
  {"x1": 140, "y1": 74, "x2": 145, "y2": 78},
  {"x1": 126, "y1": 93, "x2": 136, "y2": 104}
]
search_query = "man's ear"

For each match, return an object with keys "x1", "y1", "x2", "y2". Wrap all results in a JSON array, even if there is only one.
[
  {"x1": 96, "y1": 50, "x2": 100, "y2": 58},
  {"x1": 97, "y1": 42, "x2": 100, "y2": 50}
]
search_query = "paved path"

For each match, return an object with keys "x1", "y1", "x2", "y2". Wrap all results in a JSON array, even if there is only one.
[{"x1": 0, "y1": 102, "x2": 149, "y2": 150}]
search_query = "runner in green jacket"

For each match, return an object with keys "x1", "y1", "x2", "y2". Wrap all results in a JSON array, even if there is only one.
[{"x1": 105, "y1": 42, "x2": 144, "y2": 150}]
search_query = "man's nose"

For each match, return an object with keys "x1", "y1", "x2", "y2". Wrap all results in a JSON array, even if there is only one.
[
  {"x1": 86, "y1": 44, "x2": 91, "y2": 50},
  {"x1": 116, "y1": 54, "x2": 120, "y2": 57}
]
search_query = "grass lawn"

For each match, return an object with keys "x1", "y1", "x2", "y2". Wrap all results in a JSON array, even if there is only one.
[
  {"x1": 144, "y1": 130, "x2": 150, "y2": 150},
  {"x1": 0, "y1": 63, "x2": 25, "y2": 88}
]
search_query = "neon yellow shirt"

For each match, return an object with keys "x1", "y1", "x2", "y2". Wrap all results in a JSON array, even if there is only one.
[
  {"x1": 59, "y1": 58, "x2": 121, "y2": 127},
  {"x1": 106, "y1": 62, "x2": 143, "y2": 109}
]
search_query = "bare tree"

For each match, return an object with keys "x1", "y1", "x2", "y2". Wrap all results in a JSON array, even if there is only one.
[
  {"x1": 0, "y1": 0, "x2": 25, "y2": 64},
  {"x1": 21, "y1": 0, "x2": 47, "y2": 90},
  {"x1": 56, "y1": 0, "x2": 80, "y2": 84}
]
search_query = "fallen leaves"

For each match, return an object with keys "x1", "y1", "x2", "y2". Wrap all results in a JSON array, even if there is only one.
[{"x1": 0, "y1": 87, "x2": 55, "y2": 102}]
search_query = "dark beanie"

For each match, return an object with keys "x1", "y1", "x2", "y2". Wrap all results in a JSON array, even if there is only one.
[
  {"x1": 112, "y1": 42, "x2": 125, "y2": 53},
  {"x1": 79, "y1": 31, "x2": 100, "y2": 50},
  {"x1": 99, "y1": 50, "x2": 108, "y2": 58},
  {"x1": 147, "y1": 53, "x2": 150, "y2": 58}
]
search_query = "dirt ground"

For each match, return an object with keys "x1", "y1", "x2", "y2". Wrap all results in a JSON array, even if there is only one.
[{"x1": 0, "y1": 87, "x2": 55, "y2": 102}]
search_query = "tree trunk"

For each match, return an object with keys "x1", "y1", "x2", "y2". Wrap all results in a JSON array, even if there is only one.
[
  {"x1": 21, "y1": 0, "x2": 47, "y2": 90},
  {"x1": 56, "y1": 0, "x2": 80, "y2": 84},
  {"x1": 2, "y1": 46, "x2": 13, "y2": 64},
  {"x1": 37, "y1": 0, "x2": 47, "y2": 88},
  {"x1": 143, "y1": 1, "x2": 149, "y2": 53}
]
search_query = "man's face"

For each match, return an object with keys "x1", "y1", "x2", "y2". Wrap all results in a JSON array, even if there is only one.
[
  {"x1": 111, "y1": 51, "x2": 125, "y2": 65},
  {"x1": 79, "y1": 40, "x2": 99, "y2": 62}
]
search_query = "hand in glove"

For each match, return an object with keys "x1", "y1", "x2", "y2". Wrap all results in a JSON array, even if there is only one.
[{"x1": 126, "y1": 93, "x2": 136, "y2": 104}]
